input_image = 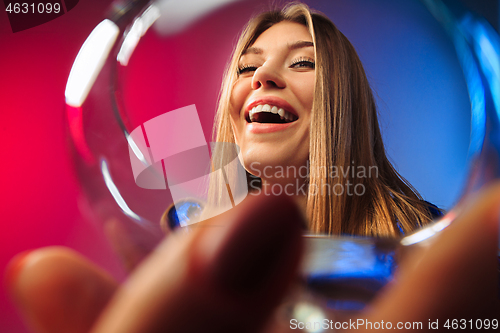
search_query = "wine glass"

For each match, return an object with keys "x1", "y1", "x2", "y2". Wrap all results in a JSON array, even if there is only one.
[{"x1": 64, "y1": 0, "x2": 499, "y2": 328}]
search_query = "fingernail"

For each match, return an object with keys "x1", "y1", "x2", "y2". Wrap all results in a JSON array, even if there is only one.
[
  {"x1": 193, "y1": 194, "x2": 305, "y2": 296},
  {"x1": 4, "y1": 251, "x2": 32, "y2": 290}
]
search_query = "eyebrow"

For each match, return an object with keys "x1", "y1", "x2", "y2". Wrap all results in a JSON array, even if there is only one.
[
  {"x1": 241, "y1": 40, "x2": 314, "y2": 55},
  {"x1": 288, "y1": 40, "x2": 314, "y2": 50}
]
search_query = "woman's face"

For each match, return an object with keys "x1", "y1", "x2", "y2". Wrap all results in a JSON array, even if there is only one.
[{"x1": 230, "y1": 21, "x2": 315, "y2": 185}]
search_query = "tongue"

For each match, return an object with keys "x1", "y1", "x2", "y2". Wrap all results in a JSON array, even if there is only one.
[{"x1": 253, "y1": 112, "x2": 286, "y2": 124}]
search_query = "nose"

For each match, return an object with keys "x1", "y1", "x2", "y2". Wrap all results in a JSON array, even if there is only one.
[{"x1": 251, "y1": 65, "x2": 286, "y2": 90}]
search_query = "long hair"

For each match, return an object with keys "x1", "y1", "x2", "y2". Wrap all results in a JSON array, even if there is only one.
[{"x1": 211, "y1": 2, "x2": 433, "y2": 237}]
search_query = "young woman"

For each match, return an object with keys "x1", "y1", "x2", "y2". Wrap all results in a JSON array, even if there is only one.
[{"x1": 208, "y1": 2, "x2": 438, "y2": 237}]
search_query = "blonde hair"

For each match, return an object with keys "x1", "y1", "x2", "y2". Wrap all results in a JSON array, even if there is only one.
[{"x1": 211, "y1": 2, "x2": 433, "y2": 237}]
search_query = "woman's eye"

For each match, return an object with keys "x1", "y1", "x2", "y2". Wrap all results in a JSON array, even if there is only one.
[
  {"x1": 291, "y1": 60, "x2": 315, "y2": 69},
  {"x1": 238, "y1": 66, "x2": 258, "y2": 75}
]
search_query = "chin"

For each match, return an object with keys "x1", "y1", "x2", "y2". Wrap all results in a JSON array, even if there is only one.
[{"x1": 241, "y1": 149, "x2": 308, "y2": 181}]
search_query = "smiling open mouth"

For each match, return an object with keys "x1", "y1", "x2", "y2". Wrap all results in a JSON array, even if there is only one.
[{"x1": 246, "y1": 104, "x2": 298, "y2": 124}]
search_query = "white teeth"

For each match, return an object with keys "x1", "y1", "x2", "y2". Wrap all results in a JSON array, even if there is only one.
[
  {"x1": 248, "y1": 104, "x2": 297, "y2": 123},
  {"x1": 249, "y1": 107, "x2": 256, "y2": 120}
]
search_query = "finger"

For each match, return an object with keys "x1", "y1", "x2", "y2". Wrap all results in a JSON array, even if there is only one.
[
  {"x1": 6, "y1": 247, "x2": 118, "y2": 333},
  {"x1": 363, "y1": 182, "x2": 500, "y2": 330},
  {"x1": 91, "y1": 194, "x2": 305, "y2": 333}
]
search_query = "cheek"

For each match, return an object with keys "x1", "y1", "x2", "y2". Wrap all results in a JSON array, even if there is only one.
[
  {"x1": 229, "y1": 80, "x2": 252, "y2": 141},
  {"x1": 294, "y1": 75, "x2": 315, "y2": 110},
  {"x1": 230, "y1": 79, "x2": 251, "y2": 116},
  {"x1": 229, "y1": 80, "x2": 250, "y2": 144}
]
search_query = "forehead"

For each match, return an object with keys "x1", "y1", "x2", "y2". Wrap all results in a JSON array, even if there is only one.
[{"x1": 252, "y1": 21, "x2": 312, "y2": 48}]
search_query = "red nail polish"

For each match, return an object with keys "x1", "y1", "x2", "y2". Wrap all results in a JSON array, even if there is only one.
[{"x1": 4, "y1": 250, "x2": 32, "y2": 289}]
